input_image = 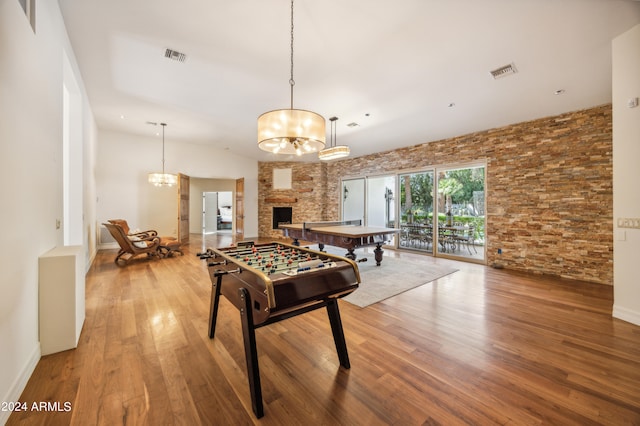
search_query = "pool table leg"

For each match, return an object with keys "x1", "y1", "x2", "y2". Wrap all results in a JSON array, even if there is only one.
[{"x1": 374, "y1": 243, "x2": 384, "y2": 266}]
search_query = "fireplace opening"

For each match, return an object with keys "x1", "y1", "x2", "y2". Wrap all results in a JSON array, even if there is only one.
[{"x1": 272, "y1": 207, "x2": 292, "y2": 229}]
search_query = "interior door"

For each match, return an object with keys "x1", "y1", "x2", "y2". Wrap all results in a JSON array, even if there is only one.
[
  {"x1": 178, "y1": 173, "x2": 190, "y2": 243},
  {"x1": 235, "y1": 178, "x2": 244, "y2": 242}
]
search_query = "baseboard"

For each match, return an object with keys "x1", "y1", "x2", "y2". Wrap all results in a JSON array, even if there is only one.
[
  {"x1": 97, "y1": 242, "x2": 118, "y2": 251},
  {"x1": 86, "y1": 247, "x2": 97, "y2": 273},
  {"x1": 0, "y1": 343, "x2": 41, "y2": 425},
  {"x1": 613, "y1": 304, "x2": 640, "y2": 326}
]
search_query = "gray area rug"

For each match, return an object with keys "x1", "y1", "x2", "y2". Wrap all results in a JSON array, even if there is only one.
[{"x1": 313, "y1": 246, "x2": 458, "y2": 308}]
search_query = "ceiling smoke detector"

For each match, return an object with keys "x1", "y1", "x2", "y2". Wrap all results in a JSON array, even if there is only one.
[
  {"x1": 490, "y1": 63, "x2": 517, "y2": 79},
  {"x1": 164, "y1": 48, "x2": 187, "y2": 63}
]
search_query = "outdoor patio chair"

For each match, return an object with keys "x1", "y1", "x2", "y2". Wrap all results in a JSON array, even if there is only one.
[{"x1": 452, "y1": 225, "x2": 477, "y2": 254}]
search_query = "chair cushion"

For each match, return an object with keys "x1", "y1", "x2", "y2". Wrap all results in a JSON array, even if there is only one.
[{"x1": 128, "y1": 235, "x2": 150, "y2": 248}]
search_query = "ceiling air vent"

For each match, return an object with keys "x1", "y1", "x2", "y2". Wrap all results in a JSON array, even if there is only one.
[
  {"x1": 164, "y1": 48, "x2": 187, "y2": 63},
  {"x1": 490, "y1": 63, "x2": 517, "y2": 79}
]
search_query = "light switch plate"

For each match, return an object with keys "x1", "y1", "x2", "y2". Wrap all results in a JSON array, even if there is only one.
[{"x1": 617, "y1": 217, "x2": 640, "y2": 229}]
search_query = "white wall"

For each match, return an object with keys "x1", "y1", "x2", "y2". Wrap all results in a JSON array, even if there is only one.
[
  {"x1": 0, "y1": 0, "x2": 98, "y2": 421},
  {"x1": 612, "y1": 24, "x2": 640, "y2": 326},
  {"x1": 97, "y1": 130, "x2": 259, "y2": 242}
]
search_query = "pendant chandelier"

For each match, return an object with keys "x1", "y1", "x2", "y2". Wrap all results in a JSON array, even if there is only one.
[
  {"x1": 257, "y1": 0, "x2": 325, "y2": 156},
  {"x1": 148, "y1": 123, "x2": 177, "y2": 187},
  {"x1": 318, "y1": 116, "x2": 350, "y2": 161}
]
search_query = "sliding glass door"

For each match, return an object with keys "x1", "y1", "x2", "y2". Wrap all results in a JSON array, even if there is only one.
[
  {"x1": 341, "y1": 175, "x2": 397, "y2": 245},
  {"x1": 398, "y1": 171, "x2": 435, "y2": 253},
  {"x1": 366, "y1": 175, "x2": 396, "y2": 245},
  {"x1": 342, "y1": 178, "x2": 365, "y2": 223},
  {"x1": 366, "y1": 175, "x2": 396, "y2": 228},
  {"x1": 435, "y1": 165, "x2": 485, "y2": 262}
]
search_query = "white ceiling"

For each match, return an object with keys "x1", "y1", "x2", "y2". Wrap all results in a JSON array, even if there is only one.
[{"x1": 58, "y1": 0, "x2": 640, "y2": 162}]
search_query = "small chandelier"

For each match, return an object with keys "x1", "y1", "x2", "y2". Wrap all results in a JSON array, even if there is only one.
[
  {"x1": 257, "y1": 0, "x2": 325, "y2": 156},
  {"x1": 318, "y1": 116, "x2": 350, "y2": 161},
  {"x1": 148, "y1": 123, "x2": 177, "y2": 187}
]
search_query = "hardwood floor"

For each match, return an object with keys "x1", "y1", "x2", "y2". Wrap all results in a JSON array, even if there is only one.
[{"x1": 9, "y1": 234, "x2": 640, "y2": 425}]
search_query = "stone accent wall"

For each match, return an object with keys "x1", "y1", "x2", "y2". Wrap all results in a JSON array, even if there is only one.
[
  {"x1": 258, "y1": 105, "x2": 613, "y2": 284},
  {"x1": 258, "y1": 162, "x2": 327, "y2": 240}
]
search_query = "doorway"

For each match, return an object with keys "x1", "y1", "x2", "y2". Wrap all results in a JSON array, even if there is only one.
[{"x1": 202, "y1": 191, "x2": 233, "y2": 234}]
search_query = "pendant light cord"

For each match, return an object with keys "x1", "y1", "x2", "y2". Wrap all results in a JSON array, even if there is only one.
[
  {"x1": 334, "y1": 118, "x2": 337, "y2": 147},
  {"x1": 161, "y1": 122, "x2": 167, "y2": 174},
  {"x1": 289, "y1": 0, "x2": 295, "y2": 109},
  {"x1": 329, "y1": 117, "x2": 338, "y2": 148}
]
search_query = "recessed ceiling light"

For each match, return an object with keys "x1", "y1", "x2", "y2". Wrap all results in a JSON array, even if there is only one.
[
  {"x1": 448, "y1": 102, "x2": 456, "y2": 108},
  {"x1": 554, "y1": 89, "x2": 565, "y2": 95},
  {"x1": 347, "y1": 122, "x2": 359, "y2": 128}
]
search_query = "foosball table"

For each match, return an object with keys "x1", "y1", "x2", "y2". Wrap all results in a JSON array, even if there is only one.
[{"x1": 198, "y1": 241, "x2": 360, "y2": 418}]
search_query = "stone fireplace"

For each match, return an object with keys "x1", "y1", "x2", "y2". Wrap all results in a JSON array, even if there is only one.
[{"x1": 272, "y1": 207, "x2": 293, "y2": 230}]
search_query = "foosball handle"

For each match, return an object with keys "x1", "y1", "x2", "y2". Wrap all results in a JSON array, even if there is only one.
[
  {"x1": 197, "y1": 249, "x2": 216, "y2": 259},
  {"x1": 213, "y1": 267, "x2": 241, "y2": 277}
]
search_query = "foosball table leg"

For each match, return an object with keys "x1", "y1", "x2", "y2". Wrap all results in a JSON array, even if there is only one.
[
  {"x1": 326, "y1": 299, "x2": 351, "y2": 369},
  {"x1": 239, "y1": 288, "x2": 264, "y2": 418},
  {"x1": 208, "y1": 274, "x2": 223, "y2": 339}
]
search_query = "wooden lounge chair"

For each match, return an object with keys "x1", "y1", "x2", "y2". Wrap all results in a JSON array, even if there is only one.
[
  {"x1": 107, "y1": 219, "x2": 183, "y2": 258},
  {"x1": 107, "y1": 219, "x2": 158, "y2": 239},
  {"x1": 103, "y1": 222, "x2": 164, "y2": 266}
]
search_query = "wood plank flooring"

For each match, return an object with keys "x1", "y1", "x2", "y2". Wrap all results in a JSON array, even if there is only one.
[{"x1": 9, "y1": 234, "x2": 640, "y2": 425}]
